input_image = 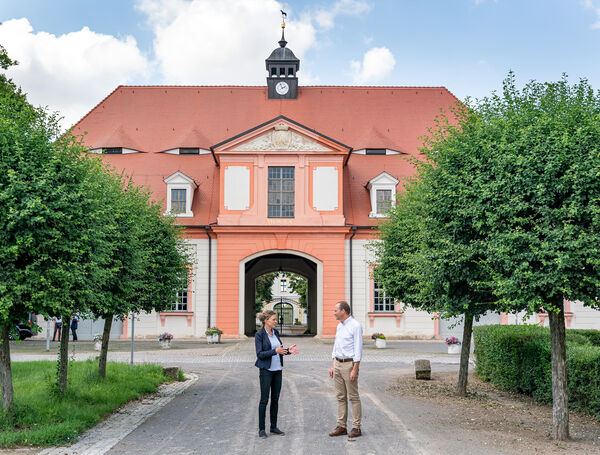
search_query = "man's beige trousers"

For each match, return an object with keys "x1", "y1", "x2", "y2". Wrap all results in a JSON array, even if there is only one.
[{"x1": 333, "y1": 360, "x2": 362, "y2": 429}]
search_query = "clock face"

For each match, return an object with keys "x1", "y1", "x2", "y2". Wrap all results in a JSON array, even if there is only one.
[{"x1": 275, "y1": 81, "x2": 289, "y2": 95}]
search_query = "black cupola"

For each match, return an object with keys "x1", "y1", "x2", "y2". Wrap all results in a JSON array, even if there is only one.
[{"x1": 265, "y1": 18, "x2": 299, "y2": 100}]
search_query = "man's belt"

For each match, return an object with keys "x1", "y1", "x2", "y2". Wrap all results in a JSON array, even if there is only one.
[{"x1": 335, "y1": 357, "x2": 353, "y2": 363}]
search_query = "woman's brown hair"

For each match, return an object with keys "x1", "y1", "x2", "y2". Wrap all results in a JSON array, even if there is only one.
[{"x1": 258, "y1": 309, "x2": 276, "y2": 325}]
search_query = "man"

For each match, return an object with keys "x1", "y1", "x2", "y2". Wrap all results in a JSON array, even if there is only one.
[
  {"x1": 52, "y1": 316, "x2": 62, "y2": 342},
  {"x1": 328, "y1": 300, "x2": 363, "y2": 438},
  {"x1": 70, "y1": 313, "x2": 79, "y2": 342}
]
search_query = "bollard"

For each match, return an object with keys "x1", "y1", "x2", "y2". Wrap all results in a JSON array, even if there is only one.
[
  {"x1": 163, "y1": 367, "x2": 179, "y2": 380},
  {"x1": 414, "y1": 359, "x2": 431, "y2": 380}
]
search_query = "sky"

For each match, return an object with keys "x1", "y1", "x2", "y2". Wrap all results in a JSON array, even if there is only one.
[{"x1": 1, "y1": 0, "x2": 600, "y2": 129}]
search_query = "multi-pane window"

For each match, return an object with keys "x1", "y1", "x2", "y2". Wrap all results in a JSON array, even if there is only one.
[
  {"x1": 171, "y1": 279, "x2": 188, "y2": 311},
  {"x1": 374, "y1": 278, "x2": 394, "y2": 312},
  {"x1": 376, "y1": 189, "x2": 392, "y2": 215},
  {"x1": 171, "y1": 189, "x2": 186, "y2": 214},
  {"x1": 268, "y1": 167, "x2": 294, "y2": 218},
  {"x1": 280, "y1": 279, "x2": 288, "y2": 293}
]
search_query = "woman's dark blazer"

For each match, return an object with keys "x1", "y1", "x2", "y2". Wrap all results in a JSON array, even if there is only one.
[{"x1": 255, "y1": 327, "x2": 286, "y2": 369}]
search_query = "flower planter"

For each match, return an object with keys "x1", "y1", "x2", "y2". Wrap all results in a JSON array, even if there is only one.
[
  {"x1": 207, "y1": 333, "x2": 221, "y2": 344},
  {"x1": 94, "y1": 341, "x2": 101, "y2": 351},
  {"x1": 289, "y1": 325, "x2": 306, "y2": 335},
  {"x1": 159, "y1": 340, "x2": 171, "y2": 349},
  {"x1": 447, "y1": 344, "x2": 461, "y2": 354},
  {"x1": 375, "y1": 338, "x2": 386, "y2": 349}
]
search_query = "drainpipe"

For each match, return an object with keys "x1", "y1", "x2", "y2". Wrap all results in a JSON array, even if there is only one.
[
  {"x1": 349, "y1": 226, "x2": 357, "y2": 313},
  {"x1": 205, "y1": 226, "x2": 212, "y2": 330}
]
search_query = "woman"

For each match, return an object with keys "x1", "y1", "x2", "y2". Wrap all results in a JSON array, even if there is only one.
[{"x1": 255, "y1": 310, "x2": 298, "y2": 438}]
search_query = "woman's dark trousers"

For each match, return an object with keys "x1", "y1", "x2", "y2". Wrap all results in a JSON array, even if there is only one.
[{"x1": 258, "y1": 369, "x2": 282, "y2": 431}]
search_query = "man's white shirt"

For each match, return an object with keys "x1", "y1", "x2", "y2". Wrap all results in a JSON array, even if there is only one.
[{"x1": 332, "y1": 316, "x2": 363, "y2": 362}]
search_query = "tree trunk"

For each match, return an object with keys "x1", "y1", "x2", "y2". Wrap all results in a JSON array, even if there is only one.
[
  {"x1": 0, "y1": 324, "x2": 14, "y2": 412},
  {"x1": 57, "y1": 314, "x2": 70, "y2": 394},
  {"x1": 456, "y1": 313, "x2": 474, "y2": 397},
  {"x1": 549, "y1": 303, "x2": 569, "y2": 440},
  {"x1": 98, "y1": 316, "x2": 113, "y2": 378}
]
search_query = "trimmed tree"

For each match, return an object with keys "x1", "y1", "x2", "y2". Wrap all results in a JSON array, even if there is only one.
[
  {"x1": 0, "y1": 46, "x2": 118, "y2": 398},
  {"x1": 91, "y1": 179, "x2": 190, "y2": 378},
  {"x1": 469, "y1": 74, "x2": 600, "y2": 440},
  {"x1": 374, "y1": 161, "x2": 496, "y2": 397}
]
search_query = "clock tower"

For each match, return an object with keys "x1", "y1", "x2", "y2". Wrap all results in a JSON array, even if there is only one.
[{"x1": 265, "y1": 18, "x2": 299, "y2": 100}]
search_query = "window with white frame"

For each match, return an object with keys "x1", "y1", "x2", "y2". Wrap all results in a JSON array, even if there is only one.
[
  {"x1": 373, "y1": 278, "x2": 394, "y2": 312},
  {"x1": 268, "y1": 167, "x2": 295, "y2": 218},
  {"x1": 171, "y1": 189, "x2": 187, "y2": 214},
  {"x1": 163, "y1": 171, "x2": 197, "y2": 217},
  {"x1": 170, "y1": 279, "x2": 188, "y2": 311},
  {"x1": 280, "y1": 278, "x2": 288, "y2": 293},
  {"x1": 376, "y1": 189, "x2": 392, "y2": 214},
  {"x1": 366, "y1": 172, "x2": 399, "y2": 218}
]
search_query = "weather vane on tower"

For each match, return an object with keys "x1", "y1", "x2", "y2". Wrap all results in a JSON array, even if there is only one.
[{"x1": 280, "y1": 6, "x2": 287, "y2": 45}]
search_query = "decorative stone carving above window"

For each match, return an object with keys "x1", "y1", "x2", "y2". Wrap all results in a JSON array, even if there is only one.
[
  {"x1": 232, "y1": 126, "x2": 332, "y2": 152},
  {"x1": 366, "y1": 172, "x2": 399, "y2": 218},
  {"x1": 163, "y1": 171, "x2": 197, "y2": 217}
]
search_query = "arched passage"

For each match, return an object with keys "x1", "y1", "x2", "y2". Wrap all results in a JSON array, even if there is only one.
[{"x1": 239, "y1": 250, "x2": 322, "y2": 337}]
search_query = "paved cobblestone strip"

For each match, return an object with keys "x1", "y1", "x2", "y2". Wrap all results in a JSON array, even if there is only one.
[{"x1": 38, "y1": 374, "x2": 199, "y2": 455}]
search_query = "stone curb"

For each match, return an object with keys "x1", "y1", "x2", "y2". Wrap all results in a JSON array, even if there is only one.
[{"x1": 37, "y1": 373, "x2": 198, "y2": 455}]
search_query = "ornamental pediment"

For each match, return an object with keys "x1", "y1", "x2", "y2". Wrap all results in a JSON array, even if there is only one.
[
  {"x1": 232, "y1": 127, "x2": 332, "y2": 152},
  {"x1": 210, "y1": 115, "x2": 351, "y2": 163}
]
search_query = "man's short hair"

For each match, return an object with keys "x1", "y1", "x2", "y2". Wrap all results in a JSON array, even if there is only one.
[{"x1": 336, "y1": 300, "x2": 351, "y2": 315}]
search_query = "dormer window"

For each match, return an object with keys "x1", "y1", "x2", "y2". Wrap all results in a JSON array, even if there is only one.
[
  {"x1": 365, "y1": 149, "x2": 386, "y2": 155},
  {"x1": 179, "y1": 148, "x2": 200, "y2": 155},
  {"x1": 103, "y1": 147, "x2": 122, "y2": 154},
  {"x1": 162, "y1": 148, "x2": 209, "y2": 155},
  {"x1": 88, "y1": 147, "x2": 140, "y2": 155},
  {"x1": 164, "y1": 171, "x2": 197, "y2": 217},
  {"x1": 366, "y1": 172, "x2": 399, "y2": 217}
]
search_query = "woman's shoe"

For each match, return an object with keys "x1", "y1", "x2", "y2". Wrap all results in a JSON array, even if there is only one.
[
  {"x1": 259, "y1": 430, "x2": 267, "y2": 438},
  {"x1": 270, "y1": 427, "x2": 285, "y2": 435}
]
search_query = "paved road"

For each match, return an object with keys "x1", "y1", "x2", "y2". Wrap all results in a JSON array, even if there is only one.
[
  {"x1": 8, "y1": 338, "x2": 494, "y2": 455},
  {"x1": 102, "y1": 338, "x2": 488, "y2": 455}
]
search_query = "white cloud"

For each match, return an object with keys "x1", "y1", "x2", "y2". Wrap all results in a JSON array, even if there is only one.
[
  {"x1": 349, "y1": 46, "x2": 395, "y2": 84},
  {"x1": 0, "y1": 1, "x2": 375, "y2": 128},
  {"x1": 315, "y1": 0, "x2": 371, "y2": 29},
  {"x1": 0, "y1": 18, "x2": 149, "y2": 129},
  {"x1": 135, "y1": 0, "x2": 317, "y2": 85},
  {"x1": 582, "y1": 0, "x2": 600, "y2": 29}
]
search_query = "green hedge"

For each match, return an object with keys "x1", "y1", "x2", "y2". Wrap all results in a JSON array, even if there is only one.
[{"x1": 473, "y1": 325, "x2": 600, "y2": 418}]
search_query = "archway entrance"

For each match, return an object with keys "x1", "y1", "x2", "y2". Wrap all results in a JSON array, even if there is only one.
[{"x1": 243, "y1": 252, "x2": 319, "y2": 337}]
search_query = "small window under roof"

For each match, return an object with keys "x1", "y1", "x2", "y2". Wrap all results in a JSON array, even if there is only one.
[
  {"x1": 365, "y1": 149, "x2": 386, "y2": 155},
  {"x1": 179, "y1": 148, "x2": 200, "y2": 155},
  {"x1": 103, "y1": 147, "x2": 123, "y2": 155}
]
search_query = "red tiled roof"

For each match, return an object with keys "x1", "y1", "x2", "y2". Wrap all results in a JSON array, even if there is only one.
[{"x1": 73, "y1": 85, "x2": 459, "y2": 226}]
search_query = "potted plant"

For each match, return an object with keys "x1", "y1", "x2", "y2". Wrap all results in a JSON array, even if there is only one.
[
  {"x1": 205, "y1": 327, "x2": 223, "y2": 344},
  {"x1": 445, "y1": 336, "x2": 461, "y2": 354},
  {"x1": 158, "y1": 332, "x2": 173, "y2": 349},
  {"x1": 93, "y1": 334, "x2": 102, "y2": 351},
  {"x1": 372, "y1": 332, "x2": 386, "y2": 349}
]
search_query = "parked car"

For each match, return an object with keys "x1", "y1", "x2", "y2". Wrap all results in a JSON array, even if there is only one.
[{"x1": 8, "y1": 314, "x2": 37, "y2": 341}]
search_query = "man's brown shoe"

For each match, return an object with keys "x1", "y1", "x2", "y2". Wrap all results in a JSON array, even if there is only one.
[
  {"x1": 329, "y1": 427, "x2": 347, "y2": 437},
  {"x1": 348, "y1": 428, "x2": 362, "y2": 438}
]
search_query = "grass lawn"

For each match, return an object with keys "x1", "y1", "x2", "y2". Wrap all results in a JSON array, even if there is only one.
[{"x1": 0, "y1": 360, "x2": 171, "y2": 447}]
